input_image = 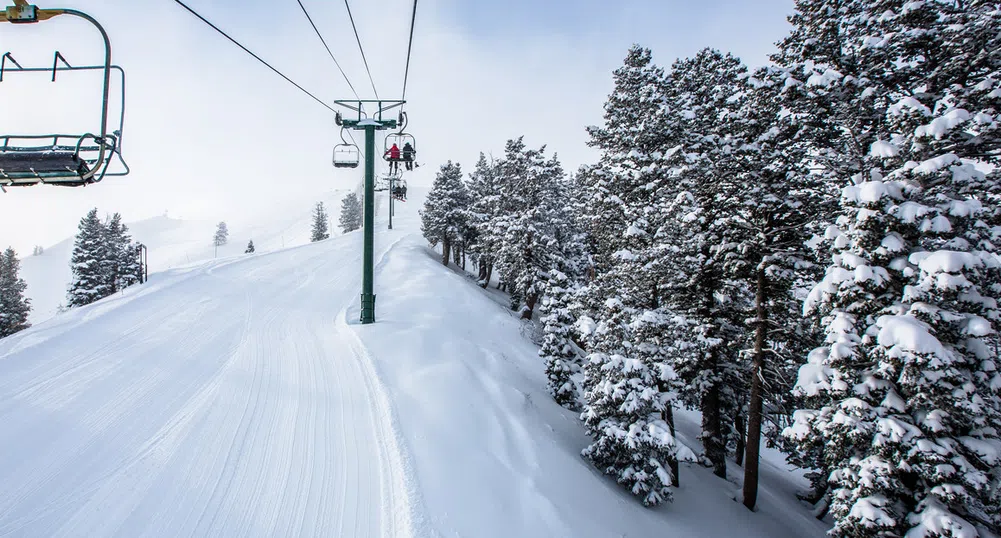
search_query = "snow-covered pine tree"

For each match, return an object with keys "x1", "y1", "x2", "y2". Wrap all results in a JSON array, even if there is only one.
[
  {"x1": 578, "y1": 46, "x2": 684, "y2": 503},
  {"x1": 581, "y1": 282, "x2": 678, "y2": 507},
  {"x1": 785, "y1": 1, "x2": 1001, "y2": 534},
  {"x1": 420, "y1": 161, "x2": 469, "y2": 266},
  {"x1": 581, "y1": 45, "x2": 670, "y2": 272},
  {"x1": 311, "y1": 203, "x2": 329, "y2": 242},
  {"x1": 214, "y1": 221, "x2": 229, "y2": 247},
  {"x1": 537, "y1": 170, "x2": 590, "y2": 409},
  {"x1": 67, "y1": 208, "x2": 111, "y2": 308},
  {"x1": 245, "y1": 240, "x2": 255, "y2": 254},
  {"x1": 0, "y1": 247, "x2": 31, "y2": 338},
  {"x1": 539, "y1": 269, "x2": 580, "y2": 408},
  {"x1": 339, "y1": 193, "x2": 362, "y2": 234},
  {"x1": 103, "y1": 213, "x2": 125, "y2": 293},
  {"x1": 466, "y1": 153, "x2": 500, "y2": 286},
  {"x1": 102, "y1": 213, "x2": 141, "y2": 293},
  {"x1": 725, "y1": 64, "x2": 834, "y2": 510},
  {"x1": 492, "y1": 139, "x2": 571, "y2": 318},
  {"x1": 647, "y1": 48, "x2": 753, "y2": 482}
]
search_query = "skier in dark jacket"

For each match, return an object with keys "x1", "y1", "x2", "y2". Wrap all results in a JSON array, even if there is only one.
[{"x1": 402, "y1": 142, "x2": 416, "y2": 171}]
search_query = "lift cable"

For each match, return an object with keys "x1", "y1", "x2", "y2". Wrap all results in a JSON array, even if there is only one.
[
  {"x1": 172, "y1": 0, "x2": 337, "y2": 113},
  {"x1": 294, "y1": 0, "x2": 361, "y2": 101},
  {"x1": 342, "y1": 0, "x2": 379, "y2": 99},
  {"x1": 401, "y1": 0, "x2": 418, "y2": 101}
]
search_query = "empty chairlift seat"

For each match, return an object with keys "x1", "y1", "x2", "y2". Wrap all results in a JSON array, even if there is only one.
[{"x1": 0, "y1": 149, "x2": 91, "y2": 186}]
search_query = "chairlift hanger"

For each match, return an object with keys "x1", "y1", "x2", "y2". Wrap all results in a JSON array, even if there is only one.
[{"x1": 0, "y1": 1, "x2": 130, "y2": 189}]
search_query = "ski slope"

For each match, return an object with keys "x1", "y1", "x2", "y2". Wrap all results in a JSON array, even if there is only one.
[
  {"x1": 18, "y1": 187, "x2": 355, "y2": 324},
  {"x1": 0, "y1": 190, "x2": 829, "y2": 537}
]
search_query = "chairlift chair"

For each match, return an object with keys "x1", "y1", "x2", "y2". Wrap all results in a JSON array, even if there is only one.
[
  {"x1": 383, "y1": 132, "x2": 416, "y2": 162},
  {"x1": 332, "y1": 145, "x2": 360, "y2": 168},
  {"x1": 332, "y1": 127, "x2": 360, "y2": 169},
  {"x1": 0, "y1": 2, "x2": 130, "y2": 188},
  {"x1": 391, "y1": 178, "x2": 407, "y2": 202}
]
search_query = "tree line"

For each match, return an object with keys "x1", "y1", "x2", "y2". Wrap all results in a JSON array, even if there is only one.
[{"x1": 422, "y1": 1, "x2": 1001, "y2": 536}]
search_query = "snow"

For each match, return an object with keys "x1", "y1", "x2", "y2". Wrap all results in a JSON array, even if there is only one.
[
  {"x1": 912, "y1": 153, "x2": 960, "y2": 174},
  {"x1": 18, "y1": 189, "x2": 354, "y2": 324},
  {"x1": 915, "y1": 109, "x2": 971, "y2": 139},
  {"x1": 876, "y1": 315, "x2": 949, "y2": 361},
  {"x1": 0, "y1": 189, "x2": 831, "y2": 537},
  {"x1": 806, "y1": 68, "x2": 843, "y2": 88},
  {"x1": 870, "y1": 140, "x2": 900, "y2": 158},
  {"x1": 905, "y1": 498, "x2": 978, "y2": 538},
  {"x1": 888, "y1": 96, "x2": 932, "y2": 117},
  {"x1": 909, "y1": 250, "x2": 985, "y2": 274},
  {"x1": 842, "y1": 180, "x2": 902, "y2": 204}
]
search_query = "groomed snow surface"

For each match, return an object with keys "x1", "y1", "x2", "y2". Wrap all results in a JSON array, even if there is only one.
[{"x1": 0, "y1": 190, "x2": 829, "y2": 537}]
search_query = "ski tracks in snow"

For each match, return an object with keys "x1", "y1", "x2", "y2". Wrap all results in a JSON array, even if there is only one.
[{"x1": 0, "y1": 238, "x2": 415, "y2": 537}]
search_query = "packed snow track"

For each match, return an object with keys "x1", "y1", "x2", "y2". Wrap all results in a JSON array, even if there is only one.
[{"x1": 0, "y1": 234, "x2": 413, "y2": 537}]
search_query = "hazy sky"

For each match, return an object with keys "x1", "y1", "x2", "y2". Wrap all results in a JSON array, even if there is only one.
[{"x1": 0, "y1": 0, "x2": 794, "y2": 253}]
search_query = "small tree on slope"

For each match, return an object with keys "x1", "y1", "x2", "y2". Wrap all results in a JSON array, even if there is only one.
[
  {"x1": 214, "y1": 222, "x2": 229, "y2": 247},
  {"x1": 0, "y1": 247, "x2": 31, "y2": 338},
  {"x1": 311, "y1": 203, "x2": 330, "y2": 242},
  {"x1": 339, "y1": 193, "x2": 362, "y2": 234},
  {"x1": 67, "y1": 208, "x2": 110, "y2": 308},
  {"x1": 420, "y1": 161, "x2": 469, "y2": 266}
]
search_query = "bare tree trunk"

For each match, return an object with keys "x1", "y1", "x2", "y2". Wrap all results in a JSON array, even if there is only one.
[
  {"x1": 702, "y1": 383, "x2": 726, "y2": 479},
  {"x1": 484, "y1": 263, "x2": 493, "y2": 288},
  {"x1": 442, "y1": 240, "x2": 451, "y2": 266},
  {"x1": 461, "y1": 249, "x2": 467, "y2": 270},
  {"x1": 478, "y1": 261, "x2": 488, "y2": 283},
  {"x1": 453, "y1": 244, "x2": 462, "y2": 266},
  {"x1": 743, "y1": 267, "x2": 767, "y2": 511},
  {"x1": 664, "y1": 405, "x2": 680, "y2": 487},
  {"x1": 734, "y1": 411, "x2": 746, "y2": 467},
  {"x1": 522, "y1": 291, "x2": 539, "y2": 320}
]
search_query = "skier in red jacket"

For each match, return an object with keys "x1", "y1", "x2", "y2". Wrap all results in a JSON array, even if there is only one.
[{"x1": 385, "y1": 143, "x2": 401, "y2": 174}]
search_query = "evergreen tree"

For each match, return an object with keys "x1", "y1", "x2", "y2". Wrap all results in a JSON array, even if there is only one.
[
  {"x1": 784, "y1": 1, "x2": 1001, "y2": 534},
  {"x1": 213, "y1": 221, "x2": 229, "y2": 247},
  {"x1": 245, "y1": 240, "x2": 255, "y2": 254},
  {"x1": 102, "y1": 213, "x2": 141, "y2": 293},
  {"x1": 492, "y1": 138, "x2": 572, "y2": 318},
  {"x1": 311, "y1": 202, "x2": 330, "y2": 242},
  {"x1": 67, "y1": 208, "x2": 110, "y2": 308},
  {"x1": 539, "y1": 270, "x2": 580, "y2": 408},
  {"x1": 466, "y1": 153, "x2": 502, "y2": 286},
  {"x1": 0, "y1": 247, "x2": 31, "y2": 338},
  {"x1": 420, "y1": 161, "x2": 470, "y2": 266},
  {"x1": 578, "y1": 46, "x2": 683, "y2": 504},
  {"x1": 339, "y1": 193, "x2": 362, "y2": 234}
]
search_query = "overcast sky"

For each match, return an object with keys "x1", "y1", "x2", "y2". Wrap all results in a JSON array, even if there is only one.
[{"x1": 0, "y1": 0, "x2": 794, "y2": 253}]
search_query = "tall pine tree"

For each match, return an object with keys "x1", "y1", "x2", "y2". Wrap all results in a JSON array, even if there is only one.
[
  {"x1": 0, "y1": 247, "x2": 31, "y2": 338},
  {"x1": 311, "y1": 202, "x2": 330, "y2": 242},
  {"x1": 67, "y1": 208, "x2": 110, "y2": 308},
  {"x1": 420, "y1": 161, "x2": 470, "y2": 266},
  {"x1": 339, "y1": 193, "x2": 362, "y2": 233}
]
